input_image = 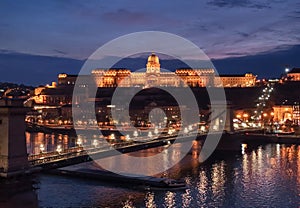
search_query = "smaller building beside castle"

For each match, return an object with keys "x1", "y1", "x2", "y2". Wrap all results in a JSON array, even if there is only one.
[{"x1": 286, "y1": 68, "x2": 300, "y2": 81}]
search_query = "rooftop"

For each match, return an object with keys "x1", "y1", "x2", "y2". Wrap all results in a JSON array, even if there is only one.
[{"x1": 288, "y1": 68, "x2": 300, "y2": 73}]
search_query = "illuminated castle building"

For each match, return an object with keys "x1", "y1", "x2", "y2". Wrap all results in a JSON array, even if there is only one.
[
  {"x1": 214, "y1": 73, "x2": 257, "y2": 87},
  {"x1": 26, "y1": 53, "x2": 258, "y2": 126},
  {"x1": 92, "y1": 53, "x2": 215, "y2": 88},
  {"x1": 30, "y1": 53, "x2": 257, "y2": 107}
]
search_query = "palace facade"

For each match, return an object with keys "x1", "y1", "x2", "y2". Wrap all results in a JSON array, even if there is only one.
[
  {"x1": 214, "y1": 73, "x2": 257, "y2": 87},
  {"x1": 29, "y1": 53, "x2": 257, "y2": 107},
  {"x1": 91, "y1": 53, "x2": 256, "y2": 88},
  {"x1": 91, "y1": 53, "x2": 215, "y2": 87}
]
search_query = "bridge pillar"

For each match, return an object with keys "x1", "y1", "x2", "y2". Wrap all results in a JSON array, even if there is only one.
[
  {"x1": 224, "y1": 103, "x2": 234, "y2": 132},
  {"x1": 210, "y1": 101, "x2": 233, "y2": 132},
  {"x1": 0, "y1": 99, "x2": 29, "y2": 178}
]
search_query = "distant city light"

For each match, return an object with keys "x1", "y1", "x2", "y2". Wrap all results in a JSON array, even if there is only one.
[{"x1": 285, "y1": 68, "x2": 289, "y2": 73}]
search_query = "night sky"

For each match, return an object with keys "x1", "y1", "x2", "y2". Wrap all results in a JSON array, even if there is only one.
[{"x1": 0, "y1": 0, "x2": 300, "y2": 85}]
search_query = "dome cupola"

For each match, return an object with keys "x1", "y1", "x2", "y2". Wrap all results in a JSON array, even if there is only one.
[{"x1": 146, "y1": 53, "x2": 160, "y2": 74}]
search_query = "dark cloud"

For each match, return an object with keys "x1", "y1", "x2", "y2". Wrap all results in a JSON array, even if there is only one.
[
  {"x1": 0, "y1": 0, "x2": 299, "y2": 61},
  {"x1": 222, "y1": 52, "x2": 246, "y2": 56},
  {"x1": 53, "y1": 49, "x2": 67, "y2": 55},
  {"x1": 237, "y1": 32, "x2": 250, "y2": 37},
  {"x1": 0, "y1": 49, "x2": 19, "y2": 54},
  {"x1": 207, "y1": 0, "x2": 270, "y2": 9}
]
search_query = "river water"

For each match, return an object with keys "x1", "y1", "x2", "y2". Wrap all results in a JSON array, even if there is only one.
[{"x1": 1, "y1": 132, "x2": 300, "y2": 207}]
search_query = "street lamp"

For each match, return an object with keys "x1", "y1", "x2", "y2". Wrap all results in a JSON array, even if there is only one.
[
  {"x1": 92, "y1": 139, "x2": 98, "y2": 147},
  {"x1": 125, "y1": 134, "x2": 131, "y2": 141},
  {"x1": 110, "y1": 133, "x2": 115, "y2": 140},
  {"x1": 243, "y1": 113, "x2": 249, "y2": 121},
  {"x1": 184, "y1": 127, "x2": 189, "y2": 134},
  {"x1": 154, "y1": 127, "x2": 159, "y2": 135},
  {"x1": 76, "y1": 138, "x2": 82, "y2": 146},
  {"x1": 56, "y1": 145, "x2": 62, "y2": 154},
  {"x1": 285, "y1": 67, "x2": 289, "y2": 73},
  {"x1": 39, "y1": 144, "x2": 45, "y2": 153},
  {"x1": 133, "y1": 130, "x2": 138, "y2": 138}
]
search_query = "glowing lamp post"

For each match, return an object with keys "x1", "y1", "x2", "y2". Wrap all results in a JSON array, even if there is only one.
[
  {"x1": 39, "y1": 144, "x2": 45, "y2": 153},
  {"x1": 76, "y1": 138, "x2": 83, "y2": 147},
  {"x1": 243, "y1": 113, "x2": 249, "y2": 122},
  {"x1": 285, "y1": 67, "x2": 289, "y2": 73},
  {"x1": 133, "y1": 130, "x2": 138, "y2": 138},
  {"x1": 110, "y1": 133, "x2": 115, "y2": 140},
  {"x1": 92, "y1": 139, "x2": 98, "y2": 147},
  {"x1": 184, "y1": 127, "x2": 189, "y2": 134},
  {"x1": 125, "y1": 135, "x2": 131, "y2": 142},
  {"x1": 56, "y1": 145, "x2": 62, "y2": 154},
  {"x1": 154, "y1": 127, "x2": 159, "y2": 135},
  {"x1": 148, "y1": 131, "x2": 153, "y2": 139},
  {"x1": 262, "y1": 113, "x2": 268, "y2": 130}
]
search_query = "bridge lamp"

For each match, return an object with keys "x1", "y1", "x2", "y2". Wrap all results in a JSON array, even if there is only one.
[
  {"x1": 125, "y1": 135, "x2": 131, "y2": 141},
  {"x1": 154, "y1": 127, "x2": 159, "y2": 135},
  {"x1": 56, "y1": 145, "x2": 62, "y2": 154},
  {"x1": 110, "y1": 133, "x2": 115, "y2": 140},
  {"x1": 92, "y1": 139, "x2": 98, "y2": 147},
  {"x1": 133, "y1": 130, "x2": 138, "y2": 138},
  {"x1": 39, "y1": 144, "x2": 45, "y2": 153},
  {"x1": 285, "y1": 67, "x2": 289, "y2": 73},
  {"x1": 76, "y1": 138, "x2": 83, "y2": 146},
  {"x1": 184, "y1": 127, "x2": 189, "y2": 134}
]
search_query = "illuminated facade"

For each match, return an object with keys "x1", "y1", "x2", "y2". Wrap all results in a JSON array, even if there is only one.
[
  {"x1": 286, "y1": 68, "x2": 300, "y2": 81},
  {"x1": 92, "y1": 53, "x2": 215, "y2": 87},
  {"x1": 29, "y1": 53, "x2": 258, "y2": 107},
  {"x1": 273, "y1": 104, "x2": 300, "y2": 125},
  {"x1": 91, "y1": 54, "x2": 257, "y2": 88},
  {"x1": 273, "y1": 105, "x2": 293, "y2": 123},
  {"x1": 214, "y1": 73, "x2": 257, "y2": 87}
]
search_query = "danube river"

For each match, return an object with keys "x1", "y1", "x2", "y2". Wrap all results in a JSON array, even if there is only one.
[{"x1": 2, "y1": 132, "x2": 300, "y2": 207}]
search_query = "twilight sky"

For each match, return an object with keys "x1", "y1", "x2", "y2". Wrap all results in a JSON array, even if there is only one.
[{"x1": 0, "y1": 0, "x2": 300, "y2": 85}]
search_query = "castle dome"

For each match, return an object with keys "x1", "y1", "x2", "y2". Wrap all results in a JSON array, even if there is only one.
[{"x1": 147, "y1": 53, "x2": 160, "y2": 65}]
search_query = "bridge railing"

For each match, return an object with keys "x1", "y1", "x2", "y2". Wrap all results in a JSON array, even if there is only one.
[{"x1": 27, "y1": 131, "x2": 203, "y2": 167}]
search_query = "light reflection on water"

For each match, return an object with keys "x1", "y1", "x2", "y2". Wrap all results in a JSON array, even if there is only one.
[
  {"x1": 26, "y1": 132, "x2": 76, "y2": 154},
  {"x1": 22, "y1": 133, "x2": 300, "y2": 207}
]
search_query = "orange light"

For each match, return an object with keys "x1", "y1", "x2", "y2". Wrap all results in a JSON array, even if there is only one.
[
  {"x1": 263, "y1": 113, "x2": 268, "y2": 117},
  {"x1": 243, "y1": 113, "x2": 249, "y2": 118},
  {"x1": 236, "y1": 114, "x2": 241, "y2": 118}
]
